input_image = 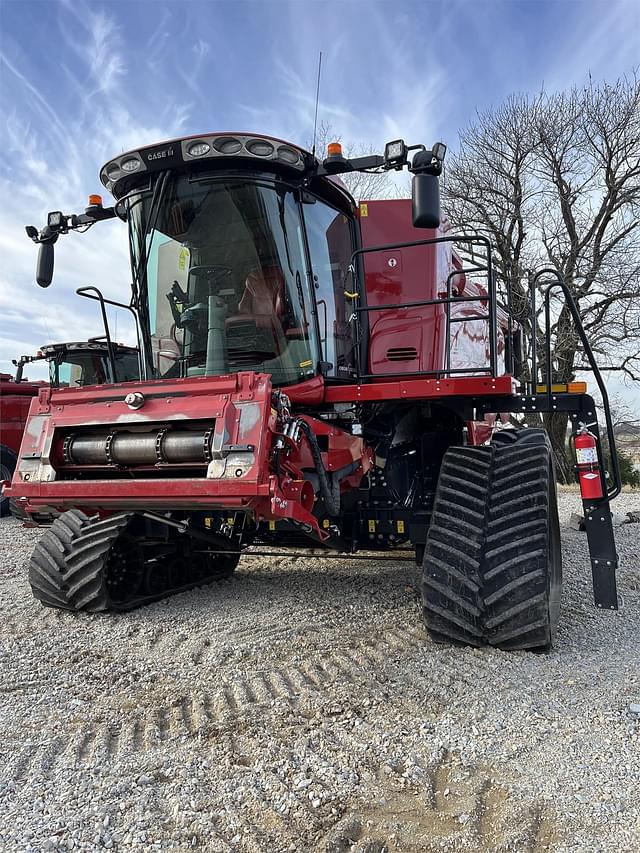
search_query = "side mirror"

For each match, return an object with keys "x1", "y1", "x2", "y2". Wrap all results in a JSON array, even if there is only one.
[
  {"x1": 36, "y1": 242, "x2": 55, "y2": 288},
  {"x1": 412, "y1": 173, "x2": 441, "y2": 229}
]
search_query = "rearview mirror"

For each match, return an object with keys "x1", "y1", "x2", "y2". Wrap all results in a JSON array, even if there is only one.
[
  {"x1": 412, "y1": 173, "x2": 441, "y2": 229},
  {"x1": 36, "y1": 242, "x2": 54, "y2": 288}
]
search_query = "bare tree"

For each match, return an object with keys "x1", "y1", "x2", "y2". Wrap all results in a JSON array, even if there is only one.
[{"x1": 444, "y1": 73, "x2": 640, "y2": 480}]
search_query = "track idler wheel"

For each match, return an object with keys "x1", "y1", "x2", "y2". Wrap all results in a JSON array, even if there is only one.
[
  {"x1": 104, "y1": 534, "x2": 144, "y2": 603},
  {"x1": 203, "y1": 549, "x2": 240, "y2": 580},
  {"x1": 143, "y1": 559, "x2": 174, "y2": 597}
]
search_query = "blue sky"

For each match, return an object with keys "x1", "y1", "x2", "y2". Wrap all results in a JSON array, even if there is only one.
[{"x1": 0, "y1": 0, "x2": 638, "y2": 405}]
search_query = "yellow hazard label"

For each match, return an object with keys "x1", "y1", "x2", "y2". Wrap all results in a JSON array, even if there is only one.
[
  {"x1": 269, "y1": 520, "x2": 276, "y2": 531},
  {"x1": 227, "y1": 517, "x2": 234, "y2": 526},
  {"x1": 322, "y1": 519, "x2": 330, "y2": 529},
  {"x1": 360, "y1": 203, "x2": 368, "y2": 217},
  {"x1": 368, "y1": 519, "x2": 376, "y2": 533},
  {"x1": 204, "y1": 517, "x2": 212, "y2": 529},
  {"x1": 396, "y1": 520, "x2": 405, "y2": 534},
  {"x1": 178, "y1": 247, "x2": 190, "y2": 272}
]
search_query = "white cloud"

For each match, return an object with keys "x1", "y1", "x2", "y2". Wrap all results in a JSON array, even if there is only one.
[{"x1": 0, "y1": 5, "x2": 191, "y2": 373}]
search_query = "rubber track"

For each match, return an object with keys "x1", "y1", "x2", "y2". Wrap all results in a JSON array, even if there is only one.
[
  {"x1": 482, "y1": 440, "x2": 558, "y2": 650},
  {"x1": 421, "y1": 446, "x2": 493, "y2": 646},
  {"x1": 421, "y1": 432, "x2": 561, "y2": 651},
  {"x1": 29, "y1": 510, "x2": 131, "y2": 612}
]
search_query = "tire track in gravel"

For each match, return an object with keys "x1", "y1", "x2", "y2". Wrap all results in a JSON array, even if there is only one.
[
  {"x1": 2, "y1": 626, "x2": 426, "y2": 782},
  {"x1": 196, "y1": 725, "x2": 561, "y2": 853},
  {"x1": 318, "y1": 750, "x2": 559, "y2": 853},
  {"x1": 2, "y1": 626, "x2": 541, "y2": 786}
]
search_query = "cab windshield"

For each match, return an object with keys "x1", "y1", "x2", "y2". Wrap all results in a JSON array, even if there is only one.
[
  {"x1": 127, "y1": 174, "x2": 319, "y2": 383},
  {"x1": 49, "y1": 349, "x2": 140, "y2": 387}
]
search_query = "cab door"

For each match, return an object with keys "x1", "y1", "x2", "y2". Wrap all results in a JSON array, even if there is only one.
[{"x1": 302, "y1": 199, "x2": 357, "y2": 380}]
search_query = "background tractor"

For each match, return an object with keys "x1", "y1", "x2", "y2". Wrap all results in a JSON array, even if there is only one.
[{"x1": 6, "y1": 132, "x2": 621, "y2": 650}]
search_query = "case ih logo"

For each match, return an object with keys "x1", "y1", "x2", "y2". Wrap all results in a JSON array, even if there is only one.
[{"x1": 147, "y1": 147, "x2": 174, "y2": 161}]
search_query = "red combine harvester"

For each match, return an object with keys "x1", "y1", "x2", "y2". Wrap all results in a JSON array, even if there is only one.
[
  {"x1": 2, "y1": 341, "x2": 140, "y2": 519},
  {"x1": 7, "y1": 133, "x2": 621, "y2": 650},
  {"x1": 0, "y1": 373, "x2": 44, "y2": 516}
]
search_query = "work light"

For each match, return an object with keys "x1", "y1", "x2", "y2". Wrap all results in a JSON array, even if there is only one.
[
  {"x1": 47, "y1": 211, "x2": 64, "y2": 229},
  {"x1": 384, "y1": 139, "x2": 407, "y2": 168},
  {"x1": 431, "y1": 142, "x2": 447, "y2": 162}
]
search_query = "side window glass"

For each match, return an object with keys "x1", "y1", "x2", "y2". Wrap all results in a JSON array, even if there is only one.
[{"x1": 303, "y1": 202, "x2": 355, "y2": 377}]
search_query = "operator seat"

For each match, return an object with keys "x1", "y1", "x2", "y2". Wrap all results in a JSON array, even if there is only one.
[
  {"x1": 226, "y1": 266, "x2": 288, "y2": 365},
  {"x1": 237, "y1": 266, "x2": 286, "y2": 318}
]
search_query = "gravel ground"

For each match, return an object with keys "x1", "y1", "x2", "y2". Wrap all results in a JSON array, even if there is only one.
[{"x1": 0, "y1": 490, "x2": 639, "y2": 853}]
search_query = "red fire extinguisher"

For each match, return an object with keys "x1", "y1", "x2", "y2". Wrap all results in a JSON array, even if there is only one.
[{"x1": 574, "y1": 424, "x2": 603, "y2": 500}]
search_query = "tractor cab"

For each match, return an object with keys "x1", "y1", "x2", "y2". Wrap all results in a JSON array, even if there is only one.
[{"x1": 43, "y1": 341, "x2": 140, "y2": 387}]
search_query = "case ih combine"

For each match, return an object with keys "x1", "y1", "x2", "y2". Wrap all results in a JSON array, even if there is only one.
[{"x1": 7, "y1": 132, "x2": 621, "y2": 650}]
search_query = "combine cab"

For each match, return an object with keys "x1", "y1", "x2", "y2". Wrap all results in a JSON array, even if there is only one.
[
  {"x1": 16, "y1": 340, "x2": 140, "y2": 388},
  {"x1": 8, "y1": 133, "x2": 620, "y2": 649}
]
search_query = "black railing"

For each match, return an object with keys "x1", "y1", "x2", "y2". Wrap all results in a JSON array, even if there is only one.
[
  {"x1": 532, "y1": 269, "x2": 621, "y2": 502},
  {"x1": 348, "y1": 234, "x2": 499, "y2": 381},
  {"x1": 76, "y1": 287, "x2": 144, "y2": 382}
]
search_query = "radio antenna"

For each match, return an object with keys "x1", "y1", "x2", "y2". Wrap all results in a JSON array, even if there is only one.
[{"x1": 311, "y1": 51, "x2": 323, "y2": 158}]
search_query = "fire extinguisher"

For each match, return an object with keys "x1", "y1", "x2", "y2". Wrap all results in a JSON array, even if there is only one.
[{"x1": 574, "y1": 423, "x2": 603, "y2": 500}]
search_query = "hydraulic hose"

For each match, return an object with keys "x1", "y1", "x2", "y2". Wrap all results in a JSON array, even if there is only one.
[{"x1": 295, "y1": 419, "x2": 341, "y2": 516}]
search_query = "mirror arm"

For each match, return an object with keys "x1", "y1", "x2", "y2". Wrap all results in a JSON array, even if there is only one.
[{"x1": 26, "y1": 206, "x2": 116, "y2": 245}]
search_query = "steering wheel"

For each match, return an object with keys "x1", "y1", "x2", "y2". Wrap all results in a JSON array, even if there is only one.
[{"x1": 188, "y1": 265, "x2": 233, "y2": 291}]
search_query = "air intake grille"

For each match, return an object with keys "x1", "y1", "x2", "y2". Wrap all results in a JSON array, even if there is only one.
[{"x1": 386, "y1": 347, "x2": 418, "y2": 361}]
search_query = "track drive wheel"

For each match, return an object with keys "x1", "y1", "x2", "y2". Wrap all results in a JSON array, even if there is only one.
[
  {"x1": 421, "y1": 429, "x2": 562, "y2": 651},
  {"x1": 28, "y1": 510, "x2": 136, "y2": 612}
]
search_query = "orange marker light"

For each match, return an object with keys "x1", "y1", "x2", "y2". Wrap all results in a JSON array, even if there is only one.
[
  {"x1": 327, "y1": 142, "x2": 343, "y2": 157},
  {"x1": 88, "y1": 194, "x2": 103, "y2": 206}
]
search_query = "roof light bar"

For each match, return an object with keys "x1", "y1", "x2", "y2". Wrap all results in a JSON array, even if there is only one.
[{"x1": 100, "y1": 134, "x2": 306, "y2": 195}]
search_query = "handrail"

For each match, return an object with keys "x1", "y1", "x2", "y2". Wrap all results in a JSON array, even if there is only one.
[
  {"x1": 347, "y1": 234, "x2": 496, "y2": 380},
  {"x1": 533, "y1": 268, "x2": 621, "y2": 502},
  {"x1": 76, "y1": 287, "x2": 143, "y2": 382}
]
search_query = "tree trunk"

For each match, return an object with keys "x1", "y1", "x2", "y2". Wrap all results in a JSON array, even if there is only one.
[{"x1": 544, "y1": 411, "x2": 573, "y2": 483}]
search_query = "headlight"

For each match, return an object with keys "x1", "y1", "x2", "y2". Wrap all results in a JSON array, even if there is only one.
[
  {"x1": 120, "y1": 157, "x2": 141, "y2": 173},
  {"x1": 277, "y1": 145, "x2": 300, "y2": 165},
  {"x1": 187, "y1": 142, "x2": 211, "y2": 157},
  {"x1": 246, "y1": 139, "x2": 274, "y2": 157},
  {"x1": 213, "y1": 137, "x2": 242, "y2": 154}
]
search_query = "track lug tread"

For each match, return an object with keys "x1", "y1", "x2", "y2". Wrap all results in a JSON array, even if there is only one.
[{"x1": 421, "y1": 431, "x2": 562, "y2": 652}]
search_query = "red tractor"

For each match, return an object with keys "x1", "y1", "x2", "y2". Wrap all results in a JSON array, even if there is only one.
[{"x1": 7, "y1": 133, "x2": 621, "y2": 650}]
